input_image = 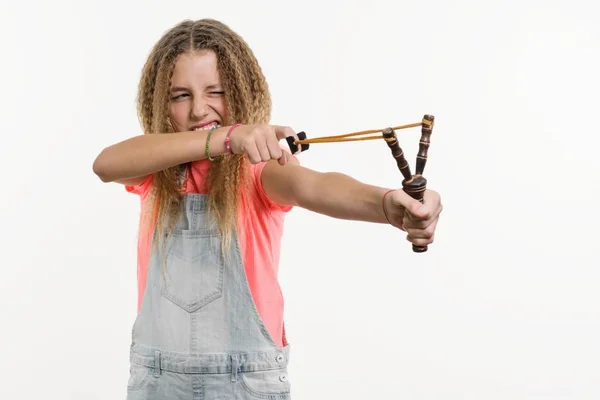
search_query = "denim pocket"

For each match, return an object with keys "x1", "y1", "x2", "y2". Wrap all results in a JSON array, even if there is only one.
[
  {"x1": 127, "y1": 363, "x2": 151, "y2": 391},
  {"x1": 161, "y1": 230, "x2": 224, "y2": 313},
  {"x1": 240, "y1": 368, "x2": 291, "y2": 399}
]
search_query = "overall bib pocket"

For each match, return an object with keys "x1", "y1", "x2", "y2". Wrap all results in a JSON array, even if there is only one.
[{"x1": 160, "y1": 229, "x2": 224, "y2": 313}]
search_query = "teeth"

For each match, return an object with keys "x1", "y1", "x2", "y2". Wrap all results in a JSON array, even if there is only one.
[{"x1": 194, "y1": 123, "x2": 220, "y2": 131}]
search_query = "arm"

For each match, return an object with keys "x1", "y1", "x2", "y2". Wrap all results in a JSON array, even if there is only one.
[
  {"x1": 92, "y1": 127, "x2": 232, "y2": 184},
  {"x1": 261, "y1": 160, "x2": 390, "y2": 223},
  {"x1": 262, "y1": 159, "x2": 443, "y2": 250}
]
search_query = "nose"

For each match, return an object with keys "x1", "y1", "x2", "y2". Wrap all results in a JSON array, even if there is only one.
[{"x1": 190, "y1": 96, "x2": 209, "y2": 120}]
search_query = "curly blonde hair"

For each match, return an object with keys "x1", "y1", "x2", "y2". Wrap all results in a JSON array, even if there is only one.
[{"x1": 137, "y1": 19, "x2": 272, "y2": 252}]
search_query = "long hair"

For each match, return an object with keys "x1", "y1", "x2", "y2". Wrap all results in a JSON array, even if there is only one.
[{"x1": 136, "y1": 19, "x2": 272, "y2": 253}]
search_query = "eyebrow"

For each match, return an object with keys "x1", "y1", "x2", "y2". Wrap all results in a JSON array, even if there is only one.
[{"x1": 170, "y1": 84, "x2": 223, "y2": 93}]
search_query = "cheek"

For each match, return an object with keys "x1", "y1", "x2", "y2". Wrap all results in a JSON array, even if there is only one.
[
  {"x1": 212, "y1": 98, "x2": 229, "y2": 122},
  {"x1": 169, "y1": 103, "x2": 189, "y2": 130}
]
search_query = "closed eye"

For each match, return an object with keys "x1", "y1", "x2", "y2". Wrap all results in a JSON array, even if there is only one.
[{"x1": 171, "y1": 93, "x2": 189, "y2": 100}]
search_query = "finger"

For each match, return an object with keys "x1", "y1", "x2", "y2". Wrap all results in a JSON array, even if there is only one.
[
  {"x1": 405, "y1": 217, "x2": 438, "y2": 240},
  {"x1": 255, "y1": 139, "x2": 271, "y2": 162},
  {"x1": 403, "y1": 209, "x2": 436, "y2": 228},
  {"x1": 404, "y1": 203, "x2": 441, "y2": 229},
  {"x1": 390, "y1": 190, "x2": 427, "y2": 219},
  {"x1": 403, "y1": 217, "x2": 430, "y2": 230},
  {"x1": 245, "y1": 142, "x2": 262, "y2": 164},
  {"x1": 423, "y1": 189, "x2": 441, "y2": 209},
  {"x1": 406, "y1": 190, "x2": 441, "y2": 221},
  {"x1": 405, "y1": 199, "x2": 443, "y2": 227},
  {"x1": 266, "y1": 137, "x2": 283, "y2": 161},
  {"x1": 278, "y1": 150, "x2": 288, "y2": 166}
]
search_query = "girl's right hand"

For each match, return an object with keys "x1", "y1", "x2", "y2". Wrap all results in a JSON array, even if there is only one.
[{"x1": 228, "y1": 124, "x2": 299, "y2": 166}]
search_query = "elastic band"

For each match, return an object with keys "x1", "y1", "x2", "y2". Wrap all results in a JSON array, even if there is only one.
[
  {"x1": 225, "y1": 123, "x2": 242, "y2": 154},
  {"x1": 382, "y1": 189, "x2": 395, "y2": 225},
  {"x1": 205, "y1": 126, "x2": 217, "y2": 161}
]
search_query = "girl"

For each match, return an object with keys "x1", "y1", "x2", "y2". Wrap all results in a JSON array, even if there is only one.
[{"x1": 93, "y1": 18, "x2": 442, "y2": 400}]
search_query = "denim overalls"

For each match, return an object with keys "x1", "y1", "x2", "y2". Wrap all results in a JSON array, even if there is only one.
[{"x1": 126, "y1": 190, "x2": 291, "y2": 399}]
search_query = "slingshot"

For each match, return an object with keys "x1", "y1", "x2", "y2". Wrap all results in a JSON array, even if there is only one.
[{"x1": 286, "y1": 114, "x2": 435, "y2": 253}]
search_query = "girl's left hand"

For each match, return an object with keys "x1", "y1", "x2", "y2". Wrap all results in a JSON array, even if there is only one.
[{"x1": 384, "y1": 189, "x2": 443, "y2": 248}]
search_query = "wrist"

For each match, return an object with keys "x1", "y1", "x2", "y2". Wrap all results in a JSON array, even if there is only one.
[
  {"x1": 225, "y1": 123, "x2": 242, "y2": 154},
  {"x1": 192, "y1": 127, "x2": 227, "y2": 160},
  {"x1": 381, "y1": 189, "x2": 395, "y2": 225},
  {"x1": 198, "y1": 124, "x2": 245, "y2": 161}
]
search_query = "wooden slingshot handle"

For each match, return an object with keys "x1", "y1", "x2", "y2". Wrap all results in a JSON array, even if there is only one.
[{"x1": 382, "y1": 114, "x2": 434, "y2": 253}]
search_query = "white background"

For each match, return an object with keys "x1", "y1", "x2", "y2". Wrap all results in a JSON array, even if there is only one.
[{"x1": 1, "y1": 0, "x2": 599, "y2": 398}]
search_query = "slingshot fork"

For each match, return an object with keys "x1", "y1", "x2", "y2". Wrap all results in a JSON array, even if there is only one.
[{"x1": 286, "y1": 114, "x2": 435, "y2": 253}]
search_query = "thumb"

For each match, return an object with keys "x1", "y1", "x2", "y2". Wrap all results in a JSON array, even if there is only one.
[
  {"x1": 278, "y1": 151, "x2": 288, "y2": 166},
  {"x1": 391, "y1": 190, "x2": 426, "y2": 218}
]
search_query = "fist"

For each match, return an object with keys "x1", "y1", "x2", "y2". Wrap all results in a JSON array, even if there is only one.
[
  {"x1": 229, "y1": 124, "x2": 298, "y2": 165},
  {"x1": 384, "y1": 189, "x2": 443, "y2": 248}
]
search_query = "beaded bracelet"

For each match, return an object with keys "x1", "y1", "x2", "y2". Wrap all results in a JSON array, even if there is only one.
[
  {"x1": 205, "y1": 126, "x2": 217, "y2": 161},
  {"x1": 225, "y1": 123, "x2": 242, "y2": 154}
]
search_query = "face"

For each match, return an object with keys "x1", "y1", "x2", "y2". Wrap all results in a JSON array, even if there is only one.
[{"x1": 168, "y1": 50, "x2": 228, "y2": 132}]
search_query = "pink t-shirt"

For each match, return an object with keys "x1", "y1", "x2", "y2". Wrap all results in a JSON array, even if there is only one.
[{"x1": 125, "y1": 158, "x2": 293, "y2": 348}]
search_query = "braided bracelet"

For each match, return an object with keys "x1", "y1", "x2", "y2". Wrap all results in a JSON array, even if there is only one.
[{"x1": 205, "y1": 126, "x2": 217, "y2": 161}]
